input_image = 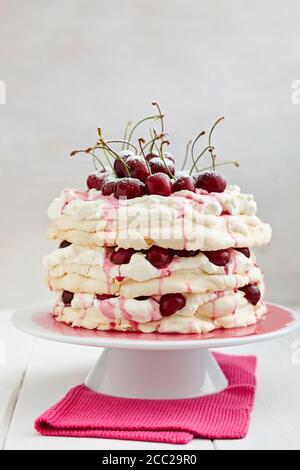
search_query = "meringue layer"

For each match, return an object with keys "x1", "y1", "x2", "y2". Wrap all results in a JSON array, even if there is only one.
[
  {"x1": 45, "y1": 244, "x2": 263, "y2": 298},
  {"x1": 46, "y1": 186, "x2": 272, "y2": 251},
  {"x1": 53, "y1": 287, "x2": 266, "y2": 334},
  {"x1": 45, "y1": 183, "x2": 271, "y2": 334}
]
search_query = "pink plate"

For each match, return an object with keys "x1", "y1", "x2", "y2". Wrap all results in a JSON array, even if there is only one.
[{"x1": 12, "y1": 301, "x2": 300, "y2": 350}]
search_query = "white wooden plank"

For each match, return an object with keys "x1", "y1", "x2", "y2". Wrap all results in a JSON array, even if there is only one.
[
  {"x1": 5, "y1": 338, "x2": 213, "y2": 450},
  {"x1": 214, "y1": 327, "x2": 300, "y2": 450},
  {"x1": 7, "y1": 306, "x2": 300, "y2": 450},
  {"x1": 0, "y1": 310, "x2": 32, "y2": 449}
]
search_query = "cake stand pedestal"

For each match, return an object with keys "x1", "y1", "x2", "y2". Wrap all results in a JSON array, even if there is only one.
[
  {"x1": 12, "y1": 301, "x2": 300, "y2": 399},
  {"x1": 85, "y1": 348, "x2": 228, "y2": 399}
]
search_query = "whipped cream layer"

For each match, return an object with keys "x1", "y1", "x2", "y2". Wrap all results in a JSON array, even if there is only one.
[
  {"x1": 46, "y1": 181, "x2": 271, "y2": 334},
  {"x1": 53, "y1": 286, "x2": 266, "y2": 334},
  {"x1": 45, "y1": 244, "x2": 263, "y2": 298},
  {"x1": 46, "y1": 186, "x2": 272, "y2": 251},
  {"x1": 44, "y1": 244, "x2": 255, "y2": 283}
]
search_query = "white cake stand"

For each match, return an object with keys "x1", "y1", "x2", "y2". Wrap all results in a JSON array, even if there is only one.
[{"x1": 12, "y1": 301, "x2": 300, "y2": 399}]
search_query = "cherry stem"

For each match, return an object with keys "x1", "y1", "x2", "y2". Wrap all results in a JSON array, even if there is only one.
[
  {"x1": 191, "y1": 131, "x2": 206, "y2": 158},
  {"x1": 152, "y1": 101, "x2": 165, "y2": 135},
  {"x1": 159, "y1": 140, "x2": 174, "y2": 178},
  {"x1": 98, "y1": 128, "x2": 131, "y2": 177},
  {"x1": 208, "y1": 117, "x2": 225, "y2": 171},
  {"x1": 127, "y1": 115, "x2": 160, "y2": 148},
  {"x1": 138, "y1": 138, "x2": 146, "y2": 159},
  {"x1": 122, "y1": 121, "x2": 133, "y2": 149},
  {"x1": 181, "y1": 140, "x2": 192, "y2": 170},
  {"x1": 150, "y1": 128, "x2": 161, "y2": 154},
  {"x1": 189, "y1": 146, "x2": 214, "y2": 175},
  {"x1": 143, "y1": 131, "x2": 164, "y2": 153},
  {"x1": 90, "y1": 151, "x2": 105, "y2": 171},
  {"x1": 199, "y1": 160, "x2": 240, "y2": 172},
  {"x1": 191, "y1": 131, "x2": 205, "y2": 172},
  {"x1": 101, "y1": 147, "x2": 116, "y2": 174},
  {"x1": 138, "y1": 138, "x2": 151, "y2": 171},
  {"x1": 70, "y1": 148, "x2": 106, "y2": 171},
  {"x1": 106, "y1": 140, "x2": 137, "y2": 153}
]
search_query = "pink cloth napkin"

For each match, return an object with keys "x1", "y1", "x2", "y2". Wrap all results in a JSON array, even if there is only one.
[{"x1": 35, "y1": 353, "x2": 257, "y2": 444}]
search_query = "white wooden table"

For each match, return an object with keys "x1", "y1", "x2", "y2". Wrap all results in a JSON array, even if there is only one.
[{"x1": 1, "y1": 309, "x2": 300, "y2": 450}]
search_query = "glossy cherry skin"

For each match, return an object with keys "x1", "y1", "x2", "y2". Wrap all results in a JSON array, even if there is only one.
[
  {"x1": 126, "y1": 157, "x2": 151, "y2": 182},
  {"x1": 145, "y1": 152, "x2": 159, "y2": 162},
  {"x1": 145, "y1": 173, "x2": 172, "y2": 196},
  {"x1": 96, "y1": 294, "x2": 116, "y2": 300},
  {"x1": 87, "y1": 170, "x2": 109, "y2": 191},
  {"x1": 175, "y1": 249, "x2": 200, "y2": 257},
  {"x1": 149, "y1": 157, "x2": 175, "y2": 176},
  {"x1": 159, "y1": 293, "x2": 186, "y2": 317},
  {"x1": 62, "y1": 290, "x2": 74, "y2": 305},
  {"x1": 146, "y1": 246, "x2": 174, "y2": 269},
  {"x1": 196, "y1": 171, "x2": 227, "y2": 193},
  {"x1": 59, "y1": 240, "x2": 72, "y2": 249},
  {"x1": 110, "y1": 248, "x2": 135, "y2": 265},
  {"x1": 172, "y1": 175, "x2": 196, "y2": 193},
  {"x1": 114, "y1": 157, "x2": 130, "y2": 178},
  {"x1": 203, "y1": 249, "x2": 230, "y2": 266},
  {"x1": 164, "y1": 152, "x2": 175, "y2": 163},
  {"x1": 101, "y1": 178, "x2": 116, "y2": 196},
  {"x1": 114, "y1": 178, "x2": 146, "y2": 199},
  {"x1": 235, "y1": 247, "x2": 251, "y2": 258},
  {"x1": 239, "y1": 284, "x2": 261, "y2": 305}
]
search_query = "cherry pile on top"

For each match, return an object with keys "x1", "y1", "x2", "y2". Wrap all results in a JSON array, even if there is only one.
[
  {"x1": 86, "y1": 152, "x2": 226, "y2": 199},
  {"x1": 71, "y1": 102, "x2": 239, "y2": 200}
]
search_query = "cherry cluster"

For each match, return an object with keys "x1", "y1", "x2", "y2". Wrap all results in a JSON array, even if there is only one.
[
  {"x1": 87, "y1": 152, "x2": 226, "y2": 198},
  {"x1": 71, "y1": 103, "x2": 238, "y2": 200},
  {"x1": 109, "y1": 246, "x2": 251, "y2": 269}
]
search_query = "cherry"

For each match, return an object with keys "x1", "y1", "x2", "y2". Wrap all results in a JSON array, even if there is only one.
[
  {"x1": 160, "y1": 293, "x2": 186, "y2": 317},
  {"x1": 96, "y1": 294, "x2": 116, "y2": 300},
  {"x1": 239, "y1": 284, "x2": 261, "y2": 305},
  {"x1": 119, "y1": 150, "x2": 134, "y2": 158},
  {"x1": 145, "y1": 152, "x2": 159, "y2": 162},
  {"x1": 175, "y1": 249, "x2": 200, "y2": 257},
  {"x1": 149, "y1": 157, "x2": 175, "y2": 176},
  {"x1": 59, "y1": 240, "x2": 72, "y2": 249},
  {"x1": 196, "y1": 171, "x2": 227, "y2": 193},
  {"x1": 87, "y1": 170, "x2": 109, "y2": 191},
  {"x1": 114, "y1": 178, "x2": 146, "y2": 199},
  {"x1": 62, "y1": 290, "x2": 74, "y2": 305},
  {"x1": 145, "y1": 173, "x2": 172, "y2": 196},
  {"x1": 172, "y1": 175, "x2": 196, "y2": 193},
  {"x1": 203, "y1": 249, "x2": 230, "y2": 266},
  {"x1": 146, "y1": 246, "x2": 174, "y2": 269},
  {"x1": 164, "y1": 152, "x2": 175, "y2": 163},
  {"x1": 101, "y1": 178, "x2": 116, "y2": 196},
  {"x1": 111, "y1": 248, "x2": 135, "y2": 265},
  {"x1": 126, "y1": 156, "x2": 150, "y2": 182},
  {"x1": 114, "y1": 156, "x2": 130, "y2": 178},
  {"x1": 235, "y1": 247, "x2": 251, "y2": 258}
]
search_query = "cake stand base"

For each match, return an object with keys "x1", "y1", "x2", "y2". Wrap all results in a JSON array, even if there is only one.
[
  {"x1": 85, "y1": 349, "x2": 228, "y2": 399},
  {"x1": 12, "y1": 302, "x2": 300, "y2": 400}
]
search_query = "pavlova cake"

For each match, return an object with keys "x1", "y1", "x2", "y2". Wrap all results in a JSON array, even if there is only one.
[{"x1": 44, "y1": 104, "x2": 272, "y2": 334}]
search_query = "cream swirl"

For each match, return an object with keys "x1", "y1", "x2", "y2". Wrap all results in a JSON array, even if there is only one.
[
  {"x1": 46, "y1": 186, "x2": 271, "y2": 251},
  {"x1": 44, "y1": 245, "x2": 255, "y2": 283},
  {"x1": 53, "y1": 286, "x2": 266, "y2": 334}
]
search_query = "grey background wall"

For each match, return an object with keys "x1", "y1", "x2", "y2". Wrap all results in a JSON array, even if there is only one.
[{"x1": 0, "y1": 0, "x2": 299, "y2": 308}]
